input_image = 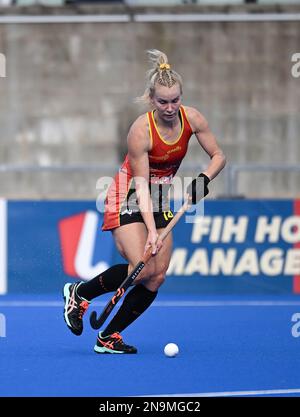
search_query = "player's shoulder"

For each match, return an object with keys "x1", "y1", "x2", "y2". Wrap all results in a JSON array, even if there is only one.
[
  {"x1": 183, "y1": 106, "x2": 206, "y2": 122},
  {"x1": 127, "y1": 112, "x2": 151, "y2": 150},
  {"x1": 128, "y1": 113, "x2": 149, "y2": 135},
  {"x1": 183, "y1": 106, "x2": 208, "y2": 132}
]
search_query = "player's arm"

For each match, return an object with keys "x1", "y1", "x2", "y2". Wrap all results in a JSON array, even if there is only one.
[
  {"x1": 127, "y1": 117, "x2": 160, "y2": 254},
  {"x1": 185, "y1": 107, "x2": 226, "y2": 203},
  {"x1": 187, "y1": 107, "x2": 226, "y2": 180}
]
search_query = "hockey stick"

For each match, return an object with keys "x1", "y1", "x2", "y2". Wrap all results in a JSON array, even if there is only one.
[{"x1": 89, "y1": 199, "x2": 191, "y2": 330}]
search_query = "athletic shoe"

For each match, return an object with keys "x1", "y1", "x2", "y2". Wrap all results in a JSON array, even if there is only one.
[
  {"x1": 63, "y1": 282, "x2": 90, "y2": 336},
  {"x1": 94, "y1": 331, "x2": 137, "y2": 354}
]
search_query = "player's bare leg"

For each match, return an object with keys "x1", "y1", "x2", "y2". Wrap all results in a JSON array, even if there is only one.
[{"x1": 94, "y1": 223, "x2": 173, "y2": 354}]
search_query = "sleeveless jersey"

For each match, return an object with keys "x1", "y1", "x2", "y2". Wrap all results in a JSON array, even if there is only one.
[{"x1": 102, "y1": 105, "x2": 193, "y2": 231}]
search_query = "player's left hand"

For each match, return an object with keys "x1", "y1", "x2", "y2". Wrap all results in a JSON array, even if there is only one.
[{"x1": 186, "y1": 173, "x2": 210, "y2": 204}]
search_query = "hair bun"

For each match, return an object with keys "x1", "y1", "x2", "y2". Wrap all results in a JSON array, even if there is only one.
[{"x1": 159, "y1": 63, "x2": 171, "y2": 70}]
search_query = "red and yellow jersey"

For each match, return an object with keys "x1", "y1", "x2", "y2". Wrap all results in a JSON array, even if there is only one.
[
  {"x1": 102, "y1": 105, "x2": 193, "y2": 231},
  {"x1": 148, "y1": 105, "x2": 193, "y2": 183}
]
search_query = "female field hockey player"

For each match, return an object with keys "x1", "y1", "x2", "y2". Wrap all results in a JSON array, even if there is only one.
[{"x1": 63, "y1": 49, "x2": 226, "y2": 354}]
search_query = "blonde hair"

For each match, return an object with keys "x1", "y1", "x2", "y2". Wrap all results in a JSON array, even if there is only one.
[{"x1": 136, "y1": 49, "x2": 183, "y2": 105}]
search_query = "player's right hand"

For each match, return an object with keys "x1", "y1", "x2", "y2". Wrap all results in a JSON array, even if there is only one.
[{"x1": 144, "y1": 229, "x2": 162, "y2": 255}]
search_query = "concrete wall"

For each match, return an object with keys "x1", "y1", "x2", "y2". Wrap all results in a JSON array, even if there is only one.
[{"x1": 0, "y1": 3, "x2": 300, "y2": 198}]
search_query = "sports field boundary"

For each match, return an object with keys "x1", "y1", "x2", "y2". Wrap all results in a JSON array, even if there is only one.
[{"x1": 1, "y1": 299, "x2": 300, "y2": 307}]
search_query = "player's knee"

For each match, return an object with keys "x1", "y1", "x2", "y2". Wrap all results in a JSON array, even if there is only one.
[
  {"x1": 150, "y1": 272, "x2": 166, "y2": 289},
  {"x1": 131, "y1": 263, "x2": 155, "y2": 284},
  {"x1": 155, "y1": 261, "x2": 169, "y2": 276},
  {"x1": 144, "y1": 262, "x2": 156, "y2": 279}
]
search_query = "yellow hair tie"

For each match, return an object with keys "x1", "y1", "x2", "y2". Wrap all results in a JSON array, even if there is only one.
[{"x1": 159, "y1": 63, "x2": 171, "y2": 70}]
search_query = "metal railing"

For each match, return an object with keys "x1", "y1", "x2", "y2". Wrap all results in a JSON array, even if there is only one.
[
  {"x1": 0, "y1": 163, "x2": 115, "y2": 173},
  {"x1": 226, "y1": 164, "x2": 300, "y2": 197},
  {"x1": 0, "y1": 162, "x2": 299, "y2": 198}
]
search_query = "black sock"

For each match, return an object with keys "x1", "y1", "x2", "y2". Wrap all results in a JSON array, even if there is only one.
[
  {"x1": 77, "y1": 264, "x2": 128, "y2": 301},
  {"x1": 102, "y1": 284, "x2": 157, "y2": 337}
]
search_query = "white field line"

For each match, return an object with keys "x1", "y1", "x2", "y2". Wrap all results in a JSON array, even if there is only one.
[{"x1": 142, "y1": 388, "x2": 300, "y2": 397}]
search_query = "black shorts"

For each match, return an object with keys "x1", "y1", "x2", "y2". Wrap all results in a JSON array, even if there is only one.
[{"x1": 119, "y1": 209, "x2": 174, "y2": 229}]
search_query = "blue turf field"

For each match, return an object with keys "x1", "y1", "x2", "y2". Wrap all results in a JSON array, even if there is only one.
[{"x1": 1, "y1": 293, "x2": 300, "y2": 397}]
